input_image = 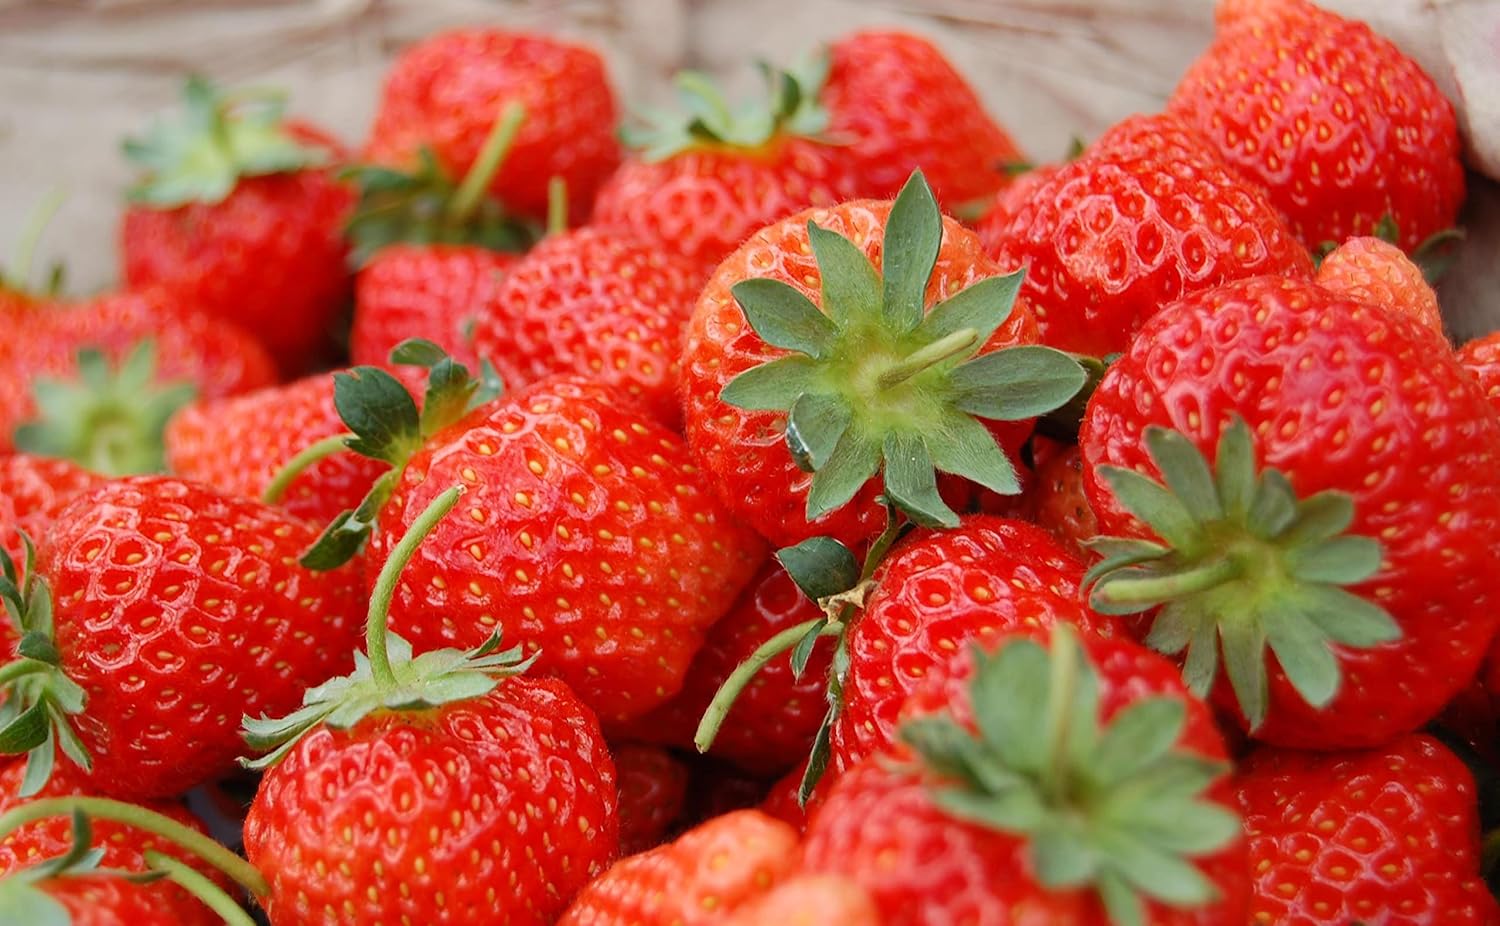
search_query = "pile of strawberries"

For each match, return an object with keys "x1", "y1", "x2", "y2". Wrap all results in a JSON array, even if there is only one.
[{"x1": 3, "y1": 0, "x2": 1500, "y2": 922}]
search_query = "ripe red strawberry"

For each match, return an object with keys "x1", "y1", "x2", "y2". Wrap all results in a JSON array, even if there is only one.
[
  {"x1": 364, "y1": 29, "x2": 620, "y2": 225},
  {"x1": 822, "y1": 30, "x2": 1023, "y2": 207},
  {"x1": 1168, "y1": 0, "x2": 1464, "y2": 253},
  {"x1": 681, "y1": 173, "x2": 1084, "y2": 550},
  {"x1": 802, "y1": 628, "x2": 1250, "y2": 925},
  {"x1": 120, "y1": 78, "x2": 353, "y2": 374},
  {"x1": 469, "y1": 227, "x2": 705, "y2": 426},
  {"x1": 979, "y1": 112, "x2": 1313, "y2": 356},
  {"x1": 1457, "y1": 332, "x2": 1500, "y2": 414},
  {"x1": 351, "y1": 244, "x2": 519, "y2": 370},
  {"x1": 1022, "y1": 435, "x2": 1098, "y2": 560},
  {"x1": 972, "y1": 162, "x2": 1062, "y2": 234},
  {"x1": 613, "y1": 744, "x2": 689, "y2": 856},
  {"x1": 1237, "y1": 734, "x2": 1499, "y2": 924},
  {"x1": 591, "y1": 65, "x2": 858, "y2": 271},
  {"x1": 556, "y1": 809, "x2": 798, "y2": 926},
  {"x1": 1081, "y1": 275, "x2": 1500, "y2": 748},
  {"x1": 0, "y1": 454, "x2": 104, "y2": 565},
  {"x1": 1316, "y1": 235, "x2": 1443, "y2": 333},
  {"x1": 0, "y1": 475, "x2": 363, "y2": 800},
  {"x1": 722, "y1": 875, "x2": 880, "y2": 926},
  {"x1": 759, "y1": 762, "x2": 812, "y2": 832}
]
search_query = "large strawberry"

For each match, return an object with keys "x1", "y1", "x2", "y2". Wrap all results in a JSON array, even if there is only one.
[
  {"x1": 1080, "y1": 275, "x2": 1500, "y2": 747},
  {"x1": 591, "y1": 63, "x2": 858, "y2": 271},
  {"x1": 1167, "y1": 0, "x2": 1464, "y2": 253},
  {"x1": 801, "y1": 627, "x2": 1249, "y2": 925},
  {"x1": 680, "y1": 171, "x2": 1083, "y2": 549},
  {"x1": 120, "y1": 77, "x2": 353, "y2": 374},
  {"x1": 0, "y1": 454, "x2": 104, "y2": 565},
  {"x1": 1237, "y1": 734, "x2": 1499, "y2": 924},
  {"x1": 364, "y1": 28, "x2": 620, "y2": 225},
  {"x1": 0, "y1": 476, "x2": 363, "y2": 800},
  {"x1": 821, "y1": 30, "x2": 1023, "y2": 207},
  {"x1": 977, "y1": 112, "x2": 1313, "y2": 356}
]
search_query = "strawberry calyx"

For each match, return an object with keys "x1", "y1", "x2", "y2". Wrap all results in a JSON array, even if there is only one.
[
  {"x1": 620, "y1": 57, "x2": 832, "y2": 161},
  {"x1": 13, "y1": 340, "x2": 196, "y2": 477},
  {"x1": 722, "y1": 170, "x2": 1084, "y2": 528},
  {"x1": 124, "y1": 76, "x2": 332, "y2": 208},
  {"x1": 1082, "y1": 417, "x2": 1400, "y2": 730},
  {"x1": 0, "y1": 810, "x2": 168, "y2": 924},
  {"x1": 900, "y1": 627, "x2": 1240, "y2": 926},
  {"x1": 243, "y1": 485, "x2": 538, "y2": 770}
]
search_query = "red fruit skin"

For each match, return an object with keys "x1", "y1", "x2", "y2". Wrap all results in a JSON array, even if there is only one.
[
  {"x1": 351, "y1": 244, "x2": 519, "y2": 370},
  {"x1": 364, "y1": 29, "x2": 620, "y2": 224},
  {"x1": 470, "y1": 227, "x2": 706, "y2": 427},
  {"x1": 1022, "y1": 436, "x2": 1098, "y2": 561},
  {"x1": 680, "y1": 200, "x2": 1040, "y2": 550},
  {"x1": 121, "y1": 123, "x2": 354, "y2": 374},
  {"x1": 1081, "y1": 275, "x2": 1500, "y2": 748},
  {"x1": 39, "y1": 476, "x2": 363, "y2": 799},
  {"x1": 721, "y1": 875, "x2": 881, "y2": 926},
  {"x1": 973, "y1": 163, "x2": 1062, "y2": 237},
  {"x1": 613, "y1": 743, "x2": 689, "y2": 856},
  {"x1": 1238, "y1": 734, "x2": 1500, "y2": 925},
  {"x1": 0, "y1": 760, "x2": 227, "y2": 926},
  {"x1": 1316, "y1": 236, "x2": 1443, "y2": 334},
  {"x1": 803, "y1": 633, "x2": 1249, "y2": 926},
  {"x1": 981, "y1": 113, "x2": 1313, "y2": 356},
  {"x1": 246, "y1": 680, "x2": 618, "y2": 926},
  {"x1": 830, "y1": 516, "x2": 1116, "y2": 780},
  {"x1": 1457, "y1": 331, "x2": 1500, "y2": 415},
  {"x1": 759, "y1": 762, "x2": 811, "y2": 832},
  {"x1": 610, "y1": 561, "x2": 833, "y2": 775},
  {"x1": 823, "y1": 30, "x2": 1023, "y2": 207},
  {"x1": 0, "y1": 287, "x2": 277, "y2": 453},
  {"x1": 591, "y1": 139, "x2": 858, "y2": 272},
  {"x1": 0, "y1": 453, "x2": 105, "y2": 564},
  {"x1": 374, "y1": 376, "x2": 766, "y2": 725},
  {"x1": 557, "y1": 809, "x2": 798, "y2": 926},
  {"x1": 1168, "y1": 0, "x2": 1464, "y2": 253}
]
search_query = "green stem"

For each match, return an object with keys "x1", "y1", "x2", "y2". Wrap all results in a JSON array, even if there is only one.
[
  {"x1": 262, "y1": 434, "x2": 353, "y2": 505},
  {"x1": 877, "y1": 328, "x2": 980, "y2": 390},
  {"x1": 1483, "y1": 828, "x2": 1500, "y2": 876},
  {"x1": 546, "y1": 176, "x2": 568, "y2": 236},
  {"x1": 1094, "y1": 558, "x2": 1241, "y2": 607},
  {"x1": 8, "y1": 189, "x2": 66, "y2": 292},
  {"x1": 447, "y1": 101, "x2": 526, "y2": 225},
  {"x1": 695, "y1": 618, "x2": 842, "y2": 753},
  {"x1": 0, "y1": 659, "x2": 51, "y2": 687},
  {"x1": 366, "y1": 485, "x2": 466, "y2": 688},
  {"x1": 1040, "y1": 626, "x2": 1080, "y2": 803},
  {"x1": 144, "y1": 850, "x2": 260, "y2": 926},
  {"x1": 0, "y1": 798, "x2": 268, "y2": 898}
]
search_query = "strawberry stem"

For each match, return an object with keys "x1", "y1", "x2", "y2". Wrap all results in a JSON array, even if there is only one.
[
  {"x1": 5, "y1": 189, "x2": 66, "y2": 292},
  {"x1": 1040, "y1": 625, "x2": 1080, "y2": 803},
  {"x1": 876, "y1": 327, "x2": 980, "y2": 391},
  {"x1": 0, "y1": 659, "x2": 51, "y2": 687},
  {"x1": 1092, "y1": 558, "x2": 1241, "y2": 607},
  {"x1": 694, "y1": 617, "x2": 841, "y2": 753},
  {"x1": 261, "y1": 433, "x2": 353, "y2": 505},
  {"x1": 0, "y1": 797, "x2": 269, "y2": 898},
  {"x1": 446, "y1": 101, "x2": 526, "y2": 226},
  {"x1": 366, "y1": 485, "x2": 466, "y2": 688},
  {"x1": 143, "y1": 850, "x2": 258, "y2": 926},
  {"x1": 546, "y1": 176, "x2": 568, "y2": 237}
]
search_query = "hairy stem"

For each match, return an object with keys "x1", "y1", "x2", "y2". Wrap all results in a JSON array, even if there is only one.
[
  {"x1": 1094, "y1": 558, "x2": 1241, "y2": 607},
  {"x1": 262, "y1": 434, "x2": 353, "y2": 505},
  {"x1": 145, "y1": 850, "x2": 261, "y2": 926},
  {"x1": 366, "y1": 485, "x2": 465, "y2": 687},
  {"x1": 447, "y1": 101, "x2": 526, "y2": 225},
  {"x1": 695, "y1": 617, "x2": 842, "y2": 753},
  {"x1": 877, "y1": 328, "x2": 980, "y2": 390}
]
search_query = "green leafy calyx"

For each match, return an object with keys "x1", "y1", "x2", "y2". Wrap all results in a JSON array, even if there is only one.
[
  {"x1": 1082, "y1": 418, "x2": 1400, "y2": 730},
  {"x1": 901, "y1": 630, "x2": 1240, "y2": 926},
  {"x1": 721, "y1": 170, "x2": 1085, "y2": 529}
]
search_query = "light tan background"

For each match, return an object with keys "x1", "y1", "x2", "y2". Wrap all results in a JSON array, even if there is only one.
[{"x1": 2, "y1": 0, "x2": 1497, "y2": 336}]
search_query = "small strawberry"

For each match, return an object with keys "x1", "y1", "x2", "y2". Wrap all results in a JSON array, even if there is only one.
[
  {"x1": 591, "y1": 64, "x2": 858, "y2": 271},
  {"x1": 1457, "y1": 332, "x2": 1500, "y2": 414},
  {"x1": 721, "y1": 875, "x2": 880, "y2": 926},
  {"x1": 1316, "y1": 235, "x2": 1443, "y2": 333},
  {"x1": 469, "y1": 227, "x2": 705, "y2": 426},
  {"x1": 0, "y1": 454, "x2": 104, "y2": 565},
  {"x1": 821, "y1": 30, "x2": 1023, "y2": 207},
  {"x1": 680, "y1": 171, "x2": 1083, "y2": 550},
  {"x1": 364, "y1": 28, "x2": 620, "y2": 225},
  {"x1": 556, "y1": 809, "x2": 798, "y2": 926},
  {"x1": 120, "y1": 78, "x2": 354, "y2": 374},
  {"x1": 1081, "y1": 275, "x2": 1500, "y2": 747},
  {"x1": 1237, "y1": 734, "x2": 1500, "y2": 924},
  {"x1": 1167, "y1": 0, "x2": 1464, "y2": 253},
  {"x1": 614, "y1": 744, "x2": 689, "y2": 856},
  {"x1": 801, "y1": 627, "x2": 1249, "y2": 925},
  {"x1": 1022, "y1": 436, "x2": 1098, "y2": 560},
  {"x1": 979, "y1": 112, "x2": 1313, "y2": 355}
]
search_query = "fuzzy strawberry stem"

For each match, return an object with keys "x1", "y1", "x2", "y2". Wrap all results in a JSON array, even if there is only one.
[
  {"x1": 0, "y1": 660, "x2": 50, "y2": 687},
  {"x1": 447, "y1": 101, "x2": 526, "y2": 226},
  {"x1": 143, "y1": 850, "x2": 258, "y2": 926},
  {"x1": 876, "y1": 328, "x2": 981, "y2": 390},
  {"x1": 5, "y1": 189, "x2": 66, "y2": 293},
  {"x1": 261, "y1": 433, "x2": 354, "y2": 505},
  {"x1": 694, "y1": 617, "x2": 842, "y2": 753},
  {"x1": 365, "y1": 485, "x2": 465, "y2": 687},
  {"x1": 0, "y1": 797, "x2": 269, "y2": 898},
  {"x1": 1040, "y1": 626, "x2": 1081, "y2": 804},
  {"x1": 1090, "y1": 559, "x2": 1243, "y2": 606},
  {"x1": 547, "y1": 176, "x2": 568, "y2": 236}
]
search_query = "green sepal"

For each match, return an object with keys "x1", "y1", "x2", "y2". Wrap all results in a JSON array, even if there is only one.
[
  {"x1": 720, "y1": 356, "x2": 820, "y2": 411},
  {"x1": 881, "y1": 172, "x2": 943, "y2": 333},
  {"x1": 775, "y1": 537, "x2": 860, "y2": 602}
]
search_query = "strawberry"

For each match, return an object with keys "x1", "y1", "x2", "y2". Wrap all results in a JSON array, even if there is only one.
[
  {"x1": 1457, "y1": 332, "x2": 1500, "y2": 414},
  {"x1": 759, "y1": 762, "x2": 811, "y2": 832},
  {"x1": 801, "y1": 627, "x2": 1249, "y2": 925},
  {"x1": 680, "y1": 172, "x2": 1083, "y2": 550},
  {"x1": 972, "y1": 162, "x2": 1062, "y2": 234},
  {"x1": 469, "y1": 227, "x2": 705, "y2": 426},
  {"x1": 591, "y1": 64, "x2": 858, "y2": 271},
  {"x1": 0, "y1": 454, "x2": 104, "y2": 565},
  {"x1": 120, "y1": 78, "x2": 353, "y2": 374},
  {"x1": 1168, "y1": 0, "x2": 1464, "y2": 254},
  {"x1": 1022, "y1": 436, "x2": 1098, "y2": 560},
  {"x1": 0, "y1": 475, "x2": 363, "y2": 800},
  {"x1": 1080, "y1": 275, "x2": 1500, "y2": 747},
  {"x1": 721, "y1": 875, "x2": 880, "y2": 926},
  {"x1": 614, "y1": 743, "x2": 689, "y2": 856},
  {"x1": 822, "y1": 30, "x2": 1023, "y2": 207},
  {"x1": 979, "y1": 112, "x2": 1313, "y2": 356},
  {"x1": 1237, "y1": 734, "x2": 1500, "y2": 924},
  {"x1": 364, "y1": 28, "x2": 620, "y2": 226},
  {"x1": 556, "y1": 809, "x2": 798, "y2": 925},
  {"x1": 1316, "y1": 235, "x2": 1443, "y2": 333}
]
